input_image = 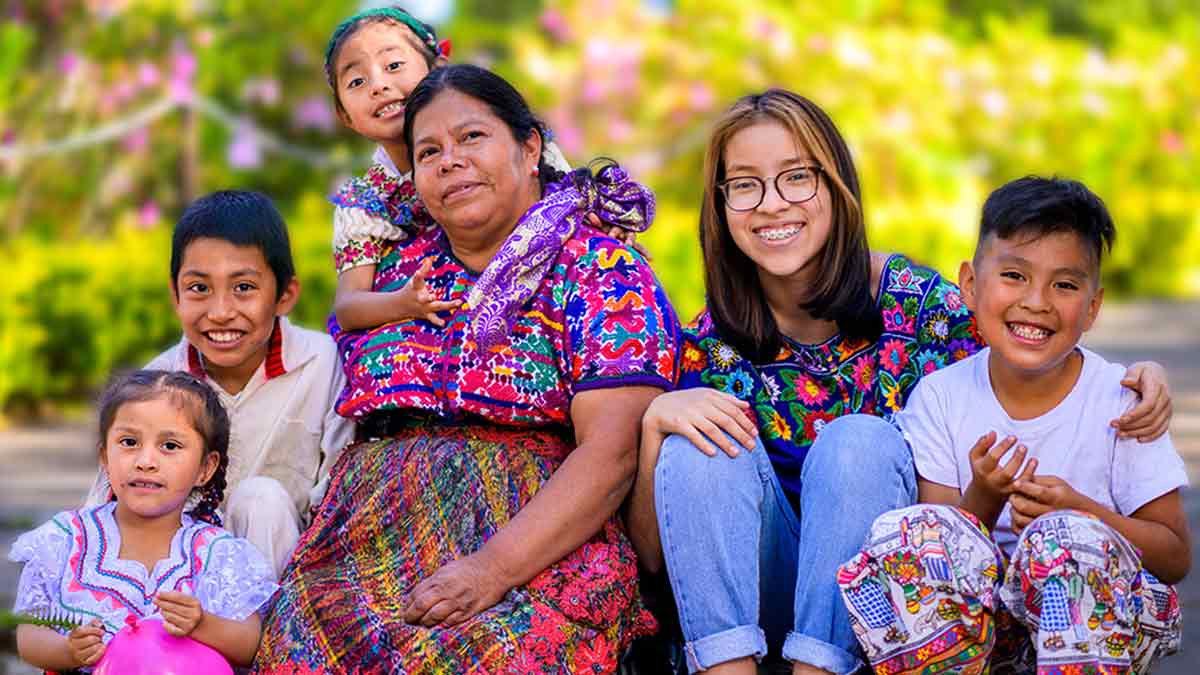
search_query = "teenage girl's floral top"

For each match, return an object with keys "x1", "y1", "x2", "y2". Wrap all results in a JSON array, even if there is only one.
[
  {"x1": 331, "y1": 225, "x2": 680, "y2": 424},
  {"x1": 679, "y1": 255, "x2": 982, "y2": 504},
  {"x1": 9, "y1": 502, "x2": 278, "y2": 643}
]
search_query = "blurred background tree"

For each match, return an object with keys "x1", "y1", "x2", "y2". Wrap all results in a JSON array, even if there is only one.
[{"x1": 1, "y1": 0, "x2": 1197, "y2": 415}]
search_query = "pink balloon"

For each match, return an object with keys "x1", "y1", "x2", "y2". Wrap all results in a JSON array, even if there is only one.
[{"x1": 93, "y1": 617, "x2": 234, "y2": 675}]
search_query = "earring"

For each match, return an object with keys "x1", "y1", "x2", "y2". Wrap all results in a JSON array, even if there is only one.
[{"x1": 532, "y1": 165, "x2": 540, "y2": 176}]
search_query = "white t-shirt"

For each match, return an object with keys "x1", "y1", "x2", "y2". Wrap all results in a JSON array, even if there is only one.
[{"x1": 898, "y1": 346, "x2": 1187, "y2": 555}]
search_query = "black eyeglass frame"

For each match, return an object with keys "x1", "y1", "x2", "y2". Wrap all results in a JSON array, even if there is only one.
[{"x1": 717, "y1": 165, "x2": 824, "y2": 212}]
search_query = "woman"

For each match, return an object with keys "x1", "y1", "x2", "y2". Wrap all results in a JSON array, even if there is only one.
[
  {"x1": 624, "y1": 90, "x2": 1172, "y2": 675},
  {"x1": 254, "y1": 64, "x2": 679, "y2": 674}
]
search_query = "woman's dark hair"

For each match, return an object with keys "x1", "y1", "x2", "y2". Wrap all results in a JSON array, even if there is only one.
[
  {"x1": 402, "y1": 64, "x2": 565, "y2": 188},
  {"x1": 699, "y1": 89, "x2": 882, "y2": 362},
  {"x1": 171, "y1": 190, "x2": 294, "y2": 301},
  {"x1": 97, "y1": 370, "x2": 230, "y2": 526},
  {"x1": 323, "y1": 6, "x2": 441, "y2": 115},
  {"x1": 978, "y1": 175, "x2": 1115, "y2": 272}
]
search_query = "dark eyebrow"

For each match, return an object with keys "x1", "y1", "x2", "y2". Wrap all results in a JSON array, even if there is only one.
[
  {"x1": 338, "y1": 58, "x2": 361, "y2": 79},
  {"x1": 179, "y1": 268, "x2": 263, "y2": 279},
  {"x1": 725, "y1": 157, "x2": 810, "y2": 175},
  {"x1": 414, "y1": 117, "x2": 492, "y2": 148}
]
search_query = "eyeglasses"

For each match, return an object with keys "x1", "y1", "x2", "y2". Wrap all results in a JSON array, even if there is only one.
[{"x1": 718, "y1": 166, "x2": 823, "y2": 212}]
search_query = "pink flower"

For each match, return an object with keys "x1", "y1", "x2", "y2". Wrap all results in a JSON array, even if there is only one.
[
  {"x1": 292, "y1": 96, "x2": 335, "y2": 131},
  {"x1": 227, "y1": 120, "x2": 262, "y2": 169},
  {"x1": 58, "y1": 51, "x2": 81, "y2": 75},
  {"x1": 879, "y1": 338, "x2": 910, "y2": 376},
  {"x1": 689, "y1": 82, "x2": 714, "y2": 111},
  {"x1": 539, "y1": 8, "x2": 571, "y2": 42},
  {"x1": 138, "y1": 200, "x2": 160, "y2": 228},
  {"x1": 794, "y1": 373, "x2": 830, "y2": 407},
  {"x1": 137, "y1": 61, "x2": 160, "y2": 88},
  {"x1": 121, "y1": 127, "x2": 149, "y2": 153}
]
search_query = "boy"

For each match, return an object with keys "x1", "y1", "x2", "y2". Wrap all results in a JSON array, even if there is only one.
[
  {"x1": 89, "y1": 190, "x2": 354, "y2": 576},
  {"x1": 838, "y1": 177, "x2": 1188, "y2": 674}
]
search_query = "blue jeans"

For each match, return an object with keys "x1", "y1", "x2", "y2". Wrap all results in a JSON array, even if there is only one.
[{"x1": 654, "y1": 414, "x2": 916, "y2": 673}]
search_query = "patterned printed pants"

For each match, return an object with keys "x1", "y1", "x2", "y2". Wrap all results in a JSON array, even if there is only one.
[{"x1": 836, "y1": 505, "x2": 1181, "y2": 675}]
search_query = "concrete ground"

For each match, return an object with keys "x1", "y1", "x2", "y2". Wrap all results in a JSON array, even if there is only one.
[{"x1": 1, "y1": 301, "x2": 1197, "y2": 674}]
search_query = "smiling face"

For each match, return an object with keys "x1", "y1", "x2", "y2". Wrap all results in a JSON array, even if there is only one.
[
  {"x1": 721, "y1": 120, "x2": 835, "y2": 287},
  {"x1": 410, "y1": 88, "x2": 542, "y2": 261},
  {"x1": 333, "y1": 21, "x2": 433, "y2": 167},
  {"x1": 960, "y1": 229, "x2": 1103, "y2": 379},
  {"x1": 100, "y1": 396, "x2": 218, "y2": 524},
  {"x1": 172, "y1": 238, "x2": 298, "y2": 394}
]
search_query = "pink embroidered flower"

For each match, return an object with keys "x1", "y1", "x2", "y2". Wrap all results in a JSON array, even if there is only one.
[
  {"x1": 879, "y1": 339, "x2": 910, "y2": 376},
  {"x1": 572, "y1": 632, "x2": 616, "y2": 674},
  {"x1": 794, "y1": 373, "x2": 830, "y2": 407},
  {"x1": 851, "y1": 357, "x2": 874, "y2": 391}
]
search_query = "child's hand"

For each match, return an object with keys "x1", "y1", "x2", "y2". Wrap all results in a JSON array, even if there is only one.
[
  {"x1": 643, "y1": 388, "x2": 757, "y2": 458},
  {"x1": 1008, "y1": 475, "x2": 1087, "y2": 534},
  {"x1": 585, "y1": 213, "x2": 652, "y2": 260},
  {"x1": 66, "y1": 619, "x2": 106, "y2": 667},
  {"x1": 965, "y1": 431, "x2": 1035, "y2": 501},
  {"x1": 395, "y1": 258, "x2": 461, "y2": 327},
  {"x1": 154, "y1": 591, "x2": 205, "y2": 637}
]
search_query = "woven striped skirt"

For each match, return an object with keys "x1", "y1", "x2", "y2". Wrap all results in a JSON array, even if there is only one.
[{"x1": 252, "y1": 422, "x2": 655, "y2": 674}]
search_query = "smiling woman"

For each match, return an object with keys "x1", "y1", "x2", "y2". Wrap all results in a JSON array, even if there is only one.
[{"x1": 253, "y1": 64, "x2": 680, "y2": 674}]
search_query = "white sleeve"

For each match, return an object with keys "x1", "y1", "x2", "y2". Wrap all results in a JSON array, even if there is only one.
[
  {"x1": 309, "y1": 355, "x2": 356, "y2": 510},
  {"x1": 9, "y1": 517, "x2": 71, "y2": 617},
  {"x1": 195, "y1": 536, "x2": 279, "y2": 621},
  {"x1": 897, "y1": 378, "x2": 960, "y2": 488},
  {"x1": 1111, "y1": 391, "x2": 1188, "y2": 514}
]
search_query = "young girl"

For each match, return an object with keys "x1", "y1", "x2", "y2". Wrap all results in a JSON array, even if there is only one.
[
  {"x1": 324, "y1": 6, "x2": 637, "y2": 341},
  {"x1": 10, "y1": 370, "x2": 277, "y2": 672}
]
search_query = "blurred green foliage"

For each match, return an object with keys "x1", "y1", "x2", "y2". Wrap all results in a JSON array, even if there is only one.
[{"x1": 1, "y1": 0, "x2": 1198, "y2": 413}]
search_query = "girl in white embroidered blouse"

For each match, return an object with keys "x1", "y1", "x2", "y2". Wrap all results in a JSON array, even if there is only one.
[{"x1": 9, "y1": 370, "x2": 277, "y2": 672}]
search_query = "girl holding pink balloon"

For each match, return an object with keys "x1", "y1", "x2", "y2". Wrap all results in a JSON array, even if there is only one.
[{"x1": 9, "y1": 370, "x2": 277, "y2": 673}]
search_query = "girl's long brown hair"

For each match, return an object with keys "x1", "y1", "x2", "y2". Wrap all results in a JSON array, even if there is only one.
[{"x1": 700, "y1": 89, "x2": 882, "y2": 362}]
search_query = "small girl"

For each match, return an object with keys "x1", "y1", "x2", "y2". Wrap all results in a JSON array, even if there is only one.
[
  {"x1": 10, "y1": 370, "x2": 277, "y2": 672},
  {"x1": 324, "y1": 6, "x2": 637, "y2": 337}
]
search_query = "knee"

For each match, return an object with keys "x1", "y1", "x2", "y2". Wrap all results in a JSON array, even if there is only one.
[
  {"x1": 803, "y1": 414, "x2": 912, "y2": 487},
  {"x1": 865, "y1": 503, "x2": 963, "y2": 541},
  {"x1": 654, "y1": 432, "x2": 762, "y2": 501},
  {"x1": 226, "y1": 476, "x2": 297, "y2": 520}
]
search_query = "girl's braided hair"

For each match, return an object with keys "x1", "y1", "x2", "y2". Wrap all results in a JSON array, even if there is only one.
[{"x1": 97, "y1": 370, "x2": 230, "y2": 526}]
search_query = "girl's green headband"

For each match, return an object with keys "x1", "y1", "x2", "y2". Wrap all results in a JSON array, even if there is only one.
[{"x1": 324, "y1": 7, "x2": 450, "y2": 83}]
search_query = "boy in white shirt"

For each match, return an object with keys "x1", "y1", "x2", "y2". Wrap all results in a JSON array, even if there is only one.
[
  {"x1": 89, "y1": 191, "x2": 355, "y2": 576},
  {"x1": 837, "y1": 177, "x2": 1188, "y2": 674}
]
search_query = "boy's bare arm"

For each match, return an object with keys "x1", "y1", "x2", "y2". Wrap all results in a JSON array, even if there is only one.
[
  {"x1": 917, "y1": 478, "x2": 960, "y2": 506},
  {"x1": 1010, "y1": 478, "x2": 1191, "y2": 583}
]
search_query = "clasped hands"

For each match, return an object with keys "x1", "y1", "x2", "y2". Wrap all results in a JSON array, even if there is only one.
[{"x1": 965, "y1": 431, "x2": 1088, "y2": 534}]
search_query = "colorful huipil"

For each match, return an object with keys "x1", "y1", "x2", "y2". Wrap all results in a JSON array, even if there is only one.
[
  {"x1": 678, "y1": 255, "x2": 982, "y2": 506},
  {"x1": 838, "y1": 505, "x2": 1181, "y2": 675},
  {"x1": 9, "y1": 502, "x2": 278, "y2": 643},
  {"x1": 255, "y1": 191, "x2": 678, "y2": 673}
]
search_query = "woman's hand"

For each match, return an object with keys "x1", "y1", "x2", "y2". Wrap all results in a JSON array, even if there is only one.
[
  {"x1": 1113, "y1": 361, "x2": 1172, "y2": 441},
  {"x1": 402, "y1": 553, "x2": 509, "y2": 627},
  {"x1": 643, "y1": 388, "x2": 758, "y2": 458},
  {"x1": 66, "y1": 619, "x2": 106, "y2": 667},
  {"x1": 154, "y1": 591, "x2": 205, "y2": 636},
  {"x1": 585, "y1": 213, "x2": 652, "y2": 259}
]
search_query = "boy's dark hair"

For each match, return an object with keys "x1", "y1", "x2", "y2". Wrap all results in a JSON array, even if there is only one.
[
  {"x1": 97, "y1": 369, "x2": 230, "y2": 526},
  {"x1": 978, "y1": 176, "x2": 1115, "y2": 270},
  {"x1": 171, "y1": 190, "x2": 295, "y2": 300}
]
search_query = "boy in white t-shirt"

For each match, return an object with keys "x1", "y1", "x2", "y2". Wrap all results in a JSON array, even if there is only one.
[{"x1": 837, "y1": 177, "x2": 1189, "y2": 674}]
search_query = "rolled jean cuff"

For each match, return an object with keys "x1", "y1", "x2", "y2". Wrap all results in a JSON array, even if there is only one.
[
  {"x1": 782, "y1": 631, "x2": 862, "y2": 675},
  {"x1": 684, "y1": 624, "x2": 767, "y2": 673}
]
